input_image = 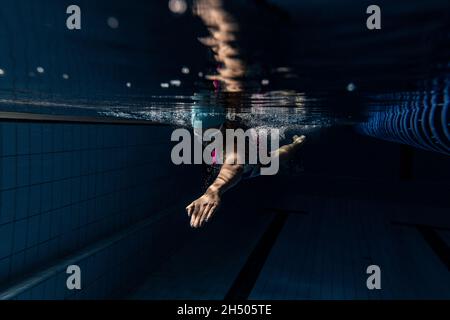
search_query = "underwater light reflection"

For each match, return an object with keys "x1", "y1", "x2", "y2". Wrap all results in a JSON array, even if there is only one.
[
  {"x1": 194, "y1": 0, "x2": 246, "y2": 93},
  {"x1": 358, "y1": 81, "x2": 450, "y2": 155}
]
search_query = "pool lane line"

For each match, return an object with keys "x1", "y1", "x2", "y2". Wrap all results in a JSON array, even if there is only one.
[
  {"x1": 225, "y1": 209, "x2": 307, "y2": 301},
  {"x1": 416, "y1": 226, "x2": 450, "y2": 271},
  {"x1": 391, "y1": 221, "x2": 450, "y2": 271}
]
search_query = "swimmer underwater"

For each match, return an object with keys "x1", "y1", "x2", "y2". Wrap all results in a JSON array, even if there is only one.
[{"x1": 185, "y1": 111, "x2": 306, "y2": 228}]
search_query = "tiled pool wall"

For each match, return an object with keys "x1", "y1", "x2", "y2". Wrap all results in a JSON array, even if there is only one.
[{"x1": 0, "y1": 121, "x2": 201, "y2": 299}]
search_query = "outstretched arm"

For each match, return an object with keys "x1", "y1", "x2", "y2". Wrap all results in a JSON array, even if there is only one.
[
  {"x1": 186, "y1": 153, "x2": 244, "y2": 228},
  {"x1": 186, "y1": 135, "x2": 306, "y2": 228}
]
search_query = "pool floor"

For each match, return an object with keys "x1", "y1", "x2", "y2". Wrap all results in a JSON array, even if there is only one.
[{"x1": 128, "y1": 177, "x2": 450, "y2": 300}]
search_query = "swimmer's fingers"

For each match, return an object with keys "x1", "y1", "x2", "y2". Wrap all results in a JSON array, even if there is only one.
[
  {"x1": 186, "y1": 203, "x2": 195, "y2": 217},
  {"x1": 190, "y1": 212, "x2": 197, "y2": 228},
  {"x1": 192, "y1": 205, "x2": 206, "y2": 228},
  {"x1": 199, "y1": 203, "x2": 215, "y2": 227},
  {"x1": 190, "y1": 204, "x2": 201, "y2": 227},
  {"x1": 205, "y1": 204, "x2": 219, "y2": 223}
]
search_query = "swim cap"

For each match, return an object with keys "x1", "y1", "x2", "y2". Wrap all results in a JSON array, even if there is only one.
[{"x1": 191, "y1": 109, "x2": 226, "y2": 129}]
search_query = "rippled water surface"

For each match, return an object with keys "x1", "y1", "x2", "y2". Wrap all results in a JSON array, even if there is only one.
[{"x1": 0, "y1": 0, "x2": 448, "y2": 153}]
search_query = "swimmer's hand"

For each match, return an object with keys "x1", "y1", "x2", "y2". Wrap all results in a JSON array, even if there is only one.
[
  {"x1": 186, "y1": 188, "x2": 221, "y2": 228},
  {"x1": 292, "y1": 135, "x2": 306, "y2": 145}
]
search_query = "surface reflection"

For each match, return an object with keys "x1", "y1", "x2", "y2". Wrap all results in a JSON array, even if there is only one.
[{"x1": 194, "y1": 0, "x2": 246, "y2": 92}]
